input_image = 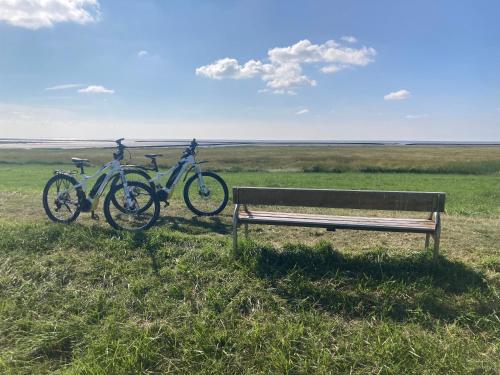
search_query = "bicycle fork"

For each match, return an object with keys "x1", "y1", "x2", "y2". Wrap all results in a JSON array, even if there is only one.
[
  {"x1": 120, "y1": 170, "x2": 136, "y2": 210},
  {"x1": 195, "y1": 168, "x2": 209, "y2": 196}
]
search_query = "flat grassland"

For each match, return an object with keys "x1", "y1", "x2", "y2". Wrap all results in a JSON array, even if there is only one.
[{"x1": 0, "y1": 146, "x2": 499, "y2": 374}]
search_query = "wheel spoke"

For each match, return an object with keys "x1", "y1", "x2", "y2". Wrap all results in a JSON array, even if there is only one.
[
  {"x1": 105, "y1": 181, "x2": 158, "y2": 231},
  {"x1": 185, "y1": 173, "x2": 228, "y2": 216},
  {"x1": 43, "y1": 175, "x2": 81, "y2": 223}
]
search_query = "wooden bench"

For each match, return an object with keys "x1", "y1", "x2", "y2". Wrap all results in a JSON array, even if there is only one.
[{"x1": 232, "y1": 187, "x2": 446, "y2": 259}]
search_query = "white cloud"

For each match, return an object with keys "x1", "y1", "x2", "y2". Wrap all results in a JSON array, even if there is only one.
[
  {"x1": 320, "y1": 64, "x2": 345, "y2": 74},
  {"x1": 138, "y1": 50, "x2": 148, "y2": 58},
  {"x1": 341, "y1": 36, "x2": 358, "y2": 43},
  {"x1": 258, "y1": 88, "x2": 297, "y2": 96},
  {"x1": 384, "y1": 89, "x2": 411, "y2": 101},
  {"x1": 78, "y1": 85, "x2": 114, "y2": 94},
  {"x1": 196, "y1": 38, "x2": 376, "y2": 91},
  {"x1": 45, "y1": 83, "x2": 84, "y2": 91},
  {"x1": 267, "y1": 39, "x2": 375, "y2": 66},
  {"x1": 405, "y1": 114, "x2": 428, "y2": 119},
  {"x1": 262, "y1": 62, "x2": 316, "y2": 89},
  {"x1": 296, "y1": 108, "x2": 309, "y2": 115},
  {"x1": 195, "y1": 58, "x2": 267, "y2": 80},
  {"x1": 0, "y1": 0, "x2": 100, "y2": 29}
]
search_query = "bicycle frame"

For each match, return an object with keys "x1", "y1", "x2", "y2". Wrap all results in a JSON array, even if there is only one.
[
  {"x1": 73, "y1": 158, "x2": 132, "y2": 208},
  {"x1": 148, "y1": 154, "x2": 208, "y2": 197}
]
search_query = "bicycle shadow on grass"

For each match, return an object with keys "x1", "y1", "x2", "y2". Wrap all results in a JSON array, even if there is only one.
[
  {"x1": 238, "y1": 242, "x2": 492, "y2": 325},
  {"x1": 155, "y1": 215, "x2": 231, "y2": 235}
]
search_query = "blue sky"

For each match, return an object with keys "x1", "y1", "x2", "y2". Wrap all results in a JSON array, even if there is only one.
[{"x1": 0, "y1": 0, "x2": 499, "y2": 140}]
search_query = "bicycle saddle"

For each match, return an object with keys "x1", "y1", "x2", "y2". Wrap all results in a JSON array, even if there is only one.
[
  {"x1": 144, "y1": 154, "x2": 162, "y2": 159},
  {"x1": 71, "y1": 157, "x2": 89, "y2": 166}
]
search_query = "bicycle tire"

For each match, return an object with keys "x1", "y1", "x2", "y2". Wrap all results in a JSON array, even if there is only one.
[
  {"x1": 183, "y1": 171, "x2": 228, "y2": 216},
  {"x1": 103, "y1": 181, "x2": 160, "y2": 231},
  {"x1": 110, "y1": 168, "x2": 156, "y2": 214},
  {"x1": 42, "y1": 173, "x2": 82, "y2": 223}
]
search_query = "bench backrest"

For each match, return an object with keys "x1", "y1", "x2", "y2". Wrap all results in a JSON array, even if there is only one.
[{"x1": 233, "y1": 187, "x2": 445, "y2": 212}]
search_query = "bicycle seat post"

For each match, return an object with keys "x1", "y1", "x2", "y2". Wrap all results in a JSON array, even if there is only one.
[{"x1": 151, "y1": 158, "x2": 158, "y2": 172}]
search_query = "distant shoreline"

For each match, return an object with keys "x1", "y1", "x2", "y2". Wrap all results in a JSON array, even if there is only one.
[{"x1": 0, "y1": 138, "x2": 499, "y2": 149}]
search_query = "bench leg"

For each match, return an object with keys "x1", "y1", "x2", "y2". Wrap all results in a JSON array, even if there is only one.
[
  {"x1": 233, "y1": 224, "x2": 238, "y2": 254},
  {"x1": 244, "y1": 223, "x2": 249, "y2": 238},
  {"x1": 232, "y1": 204, "x2": 240, "y2": 256},
  {"x1": 425, "y1": 234, "x2": 430, "y2": 250},
  {"x1": 433, "y1": 233, "x2": 440, "y2": 260},
  {"x1": 432, "y1": 212, "x2": 441, "y2": 261}
]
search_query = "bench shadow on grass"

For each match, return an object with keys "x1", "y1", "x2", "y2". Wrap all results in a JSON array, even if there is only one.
[{"x1": 240, "y1": 242, "x2": 491, "y2": 324}]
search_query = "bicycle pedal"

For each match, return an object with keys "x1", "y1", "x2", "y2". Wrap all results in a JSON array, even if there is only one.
[
  {"x1": 91, "y1": 211, "x2": 99, "y2": 220},
  {"x1": 163, "y1": 201, "x2": 170, "y2": 208}
]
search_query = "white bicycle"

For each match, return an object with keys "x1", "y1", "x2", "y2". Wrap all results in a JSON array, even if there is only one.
[
  {"x1": 115, "y1": 139, "x2": 229, "y2": 216},
  {"x1": 42, "y1": 138, "x2": 160, "y2": 231}
]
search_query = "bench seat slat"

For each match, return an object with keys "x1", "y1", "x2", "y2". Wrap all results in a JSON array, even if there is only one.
[
  {"x1": 238, "y1": 210, "x2": 436, "y2": 233},
  {"x1": 241, "y1": 210, "x2": 434, "y2": 225},
  {"x1": 239, "y1": 212, "x2": 435, "y2": 229}
]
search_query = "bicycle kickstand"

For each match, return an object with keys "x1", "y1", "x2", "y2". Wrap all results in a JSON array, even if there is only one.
[{"x1": 91, "y1": 211, "x2": 99, "y2": 220}]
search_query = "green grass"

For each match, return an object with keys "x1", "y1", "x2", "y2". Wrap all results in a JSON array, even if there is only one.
[
  {"x1": 1, "y1": 165, "x2": 499, "y2": 217},
  {"x1": 1, "y1": 145, "x2": 500, "y2": 174},
  {"x1": 0, "y1": 146, "x2": 499, "y2": 373},
  {"x1": 0, "y1": 223, "x2": 498, "y2": 374}
]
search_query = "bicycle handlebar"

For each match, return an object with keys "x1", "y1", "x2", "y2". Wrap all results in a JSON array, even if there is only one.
[
  {"x1": 113, "y1": 138, "x2": 126, "y2": 160},
  {"x1": 183, "y1": 138, "x2": 198, "y2": 156}
]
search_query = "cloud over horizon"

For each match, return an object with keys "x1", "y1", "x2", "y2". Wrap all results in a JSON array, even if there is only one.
[
  {"x1": 196, "y1": 39, "x2": 376, "y2": 92},
  {"x1": 340, "y1": 35, "x2": 358, "y2": 43},
  {"x1": 78, "y1": 85, "x2": 114, "y2": 94},
  {"x1": 384, "y1": 89, "x2": 411, "y2": 101},
  {"x1": 405, "y1": 114, "x2": 428, "y2": 119},
  {"x1": 296, "y1": 108, "x2": 310, "y2": 115},
  {"x1": 45, "y1": 83, "x2": 85, "y2": 91}
]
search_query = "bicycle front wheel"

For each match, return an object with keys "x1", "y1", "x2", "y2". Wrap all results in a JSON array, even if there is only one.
[
  {"x1": 103, "y1": 181, "x2": 160, "y2": 231},
  {"x1": 183, "y1": 171, "x2": 228, "y2": 216},
  {"x1": 110, "y1": 168, "x2": 155, "y2": 214}
]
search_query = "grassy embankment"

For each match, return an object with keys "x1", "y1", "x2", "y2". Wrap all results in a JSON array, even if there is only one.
[{"x1": 0, "y1": 146, "x2": 499, "y2": 373}]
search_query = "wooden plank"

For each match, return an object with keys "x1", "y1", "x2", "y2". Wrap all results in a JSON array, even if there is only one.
[
  {"x1": 233, "y1": 187, "x2": 446, "y2": 212},
  {"x1": 241, "y1": 210, "x2": 435, "y2": 225},
  {"x1": 239, "y1": 214, "x2": 434, "y2": 228},
  {"x1": 238, "y1": 213, "x2": 436, "y2": 229},
  {"x1": 238, "y1": 213, "x2": 436, "y2": 233},
  {"x1": 238, "y1": 216, "x2": 435, "y2": 233},
  {"x1": 239, "y1": 219, "x2": 435, "y2": 232}
]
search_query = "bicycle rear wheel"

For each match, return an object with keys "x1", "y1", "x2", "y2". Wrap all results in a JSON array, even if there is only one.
[
  {"x1": 42, "y1": 174, "x2": 82, "y2": 223},
  {"x1": 103, "y1": 181, "x2": 160, "y2": 231}
]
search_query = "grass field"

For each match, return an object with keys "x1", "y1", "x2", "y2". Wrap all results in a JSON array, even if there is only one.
[
  {"x1": 0, "y1": 146, "x2": 499, "y2": 374},
  {"x1": 1, "y1": 145, "x2": 500, "y2": 174}
]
